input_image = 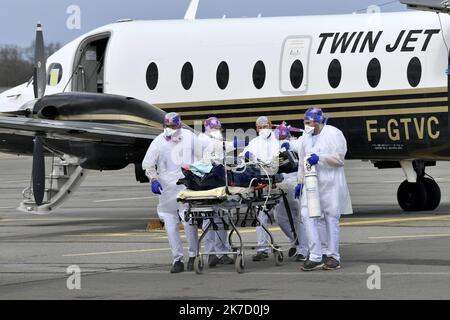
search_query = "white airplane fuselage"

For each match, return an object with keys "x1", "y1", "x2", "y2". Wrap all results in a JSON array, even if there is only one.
[
  {"x1": 1, "y1": 10, "x2": 450, "y2": 160},
  {"x1": 2, "y1": 9, "x2": 450, "y2": 213}
]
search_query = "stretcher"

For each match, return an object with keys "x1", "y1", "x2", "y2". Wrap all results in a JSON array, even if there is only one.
[{"x1": 178, "y1": 174, "x2": 298, "y2": 274}]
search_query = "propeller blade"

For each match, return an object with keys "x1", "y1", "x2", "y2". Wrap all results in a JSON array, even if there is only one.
[
  {"x1": 32, "y1": 136, "x2": 46, "y2": 206},
  {"x1": 33, "y1": 23, "x2": 46, "y2": 99}
]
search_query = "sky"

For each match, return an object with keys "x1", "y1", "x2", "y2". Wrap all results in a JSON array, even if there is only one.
[{"x1": 0, "y1": 0, "x2": 408, "y2": 47}]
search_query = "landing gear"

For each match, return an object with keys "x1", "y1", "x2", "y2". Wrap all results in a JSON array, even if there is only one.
[
  {"x1": 397, "y1": 161, "x2": 441, "y2": 212},
  {"x1": 397, "y1": 180, "x2": 427, "y2": 211},
  {"x1": 422, "y1": 178, "x2": 441, "y2": 211}
]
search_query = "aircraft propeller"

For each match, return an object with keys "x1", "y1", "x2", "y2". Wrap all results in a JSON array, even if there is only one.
[{"x1": 31, "y1": 23, "x2": 47, "y2": 206}]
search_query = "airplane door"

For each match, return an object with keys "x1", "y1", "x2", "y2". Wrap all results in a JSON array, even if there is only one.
[
  {"x1": 280, "y1": 36, "x2": 312, "y2": 94},
  {"x1": 73, "y1": 34, "x2": 110, "y2": 93}
]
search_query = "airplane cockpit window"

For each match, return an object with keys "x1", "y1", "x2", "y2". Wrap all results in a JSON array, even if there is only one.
[
  {"x1": 181, "y1": 62, "x2": 194, "y2": 90},
  {"x1": 47, "y1": 63, "x2": 63, "y2": 86},
  {"x1": 253, "y1": 60, "x2": 266, "y2": 89},
  {"x1": 328, "y1": 59, "x2": 342, "y2": 89},
  {"x1": 407, "y1": 57, "x2": 422, "y2": 88},
  {"x1": 367, "y1": 58, "x2": 381, "y2": 88},
  {"x1": 146, "y1": 62, "x2": 159, "y2": 90},
  {"x1": 216, "y1": 61, "x2": 230, "y2": 90},
  {"x1": 289, "y1": 59, "x2": 304, "y2": 89}
]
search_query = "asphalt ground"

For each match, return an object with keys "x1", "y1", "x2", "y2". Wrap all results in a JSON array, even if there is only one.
[{"x1": 0, "y1": 153, "x2": 450, "y2": 300}]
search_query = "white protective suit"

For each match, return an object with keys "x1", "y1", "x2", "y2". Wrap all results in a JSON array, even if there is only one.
[
  {"x1": 274, "y1": 137, "x2": 309, "y2": 257},
  {"x1": 198, "y1": 133, "x2": 233, "y2": 257},
  {"x1": 298, "y1": 125, "x2": 353, "y2": 262},
  {"x1": 242, "y1": 132, "x2": 281, "y2": 254},
  {"x1": 142, "y1": 128, "x2": 203, "y2": 264}
]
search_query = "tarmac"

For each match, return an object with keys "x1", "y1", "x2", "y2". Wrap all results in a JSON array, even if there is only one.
[{"x1": 0, "y1": 152, "x2": 450, "y2": 300}]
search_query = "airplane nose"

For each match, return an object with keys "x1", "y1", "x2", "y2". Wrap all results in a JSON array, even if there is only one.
[{"x1": 0, "y1": 83, "x2": 35, "y2": 113}]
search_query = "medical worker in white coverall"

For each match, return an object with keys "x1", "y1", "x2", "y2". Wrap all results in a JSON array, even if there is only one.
[
  {"x1": 142, "y1": 112, "x2": 202, "y2": 274},
  {"x1": 273, "y1": 124, "x2": 309, "y2": 262},
  {"x1": 295, "y1": 108, "x2": 353, "y2": 271},
  {"x1": 197, "y1": 117, "x2": 242, "y2": 267},
  {"x1": 242, "y1": 116, "x2": 282, "y2": 262}
]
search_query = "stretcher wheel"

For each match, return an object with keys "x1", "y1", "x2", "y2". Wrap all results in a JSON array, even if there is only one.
[
  {"x1": 274, "y1": 251, "x2": 284, "y2": 266},
  {"x1": 194, "y1": 256, "x2": 204, "y2": 275},
  {"x1": 235, "y1": 255, "x2": 245, "y2": 274}
]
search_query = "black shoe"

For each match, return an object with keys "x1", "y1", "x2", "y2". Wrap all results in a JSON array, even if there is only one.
[
  {"x1": 218, "y1": 255, "x2": 234, "y2": 265},
  {"x1": 301, "y1": 259, "x2": 324, "y2": 271},
  {"x1": 208, "y1": 255, "x2": 220, "y2": 268},
  {"x1": 288, "y1": 247, "x2": 297, "y2": 258},
  {"x1": 187, "y1": 257, "x2": 195, "y2": 271},
  {"x1": 294, "y1": 253, "x2": 307, "y2": 262},
  {"x1": 323, "y1": 256, "x2": 341, "y2": 270},
  {"x1": 252, "y1": 251, "x2": 269, "y2": 261},
  {"x1": 170, "y1": 261, "x2": 184, "y2": 274}
]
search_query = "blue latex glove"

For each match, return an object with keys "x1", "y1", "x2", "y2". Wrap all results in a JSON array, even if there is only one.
[
  {"x1": 307, "y1": 154, "x2": 320, "y2": 166},
  {"x1": 294, "y1": 184, "x2": 303, "y2": 199},
  {"x1": 244, "y1": 151, "x2": 253, "y2": 160},
  {"x1": 233, "y1": 137, "x2": 247, "y2": 148},
  {"x1": 151, "y1": 180, "x2": 163, "y2": 195},
  {"x1": 281, "y1": 142, "x2": 290, "y2": 150}
]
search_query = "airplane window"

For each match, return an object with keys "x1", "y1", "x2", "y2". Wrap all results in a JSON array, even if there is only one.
[
  {"x1": 290, "y1": 60, "x2": 304, "y2": 89},
  {"x1": 367, "y1": 58, "x2": 381, "y2": 88},
  {"x1": 146, "y1": 62, "x2": 159, "y2": 90},
  {"x1": 181, "y1": 62, "x2": 194, "y2": 90},
  {"x1": 407, "y1": 57, "x2": 422, "y2": 88},
  {"x1": 253, "y1": 60, "x2": 266, "y2": 89},
  {"x1": 216, "y1": 61, "x2": 229, "y2": 90},
  {"x1": 328, "y1": 59, "x2": 342, "y2": 89},
  {"x1": 47, "y1": 63, "x2": 63, "y2": 86}
]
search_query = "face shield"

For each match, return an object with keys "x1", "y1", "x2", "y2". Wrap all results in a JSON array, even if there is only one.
[
  {"x1": 303, "y1": 108, "x2": 327, "y2": 135},
  {"x1": 204, "y1": 117, "x2": 223, "y2": 140},
  {"x1": 163, "y1": 112, "x2": 182, "y2": 140}
]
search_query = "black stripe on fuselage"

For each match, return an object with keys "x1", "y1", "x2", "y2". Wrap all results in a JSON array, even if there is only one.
[
  {"x1": 162, "y1": 91, "x2": 447, "y2": 114},
  {"x1": 178, "y1": 98, "x2": 448, "y2": 121}
]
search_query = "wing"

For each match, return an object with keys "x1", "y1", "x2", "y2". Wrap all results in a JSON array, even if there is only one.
[{"x1": 0, "y1": 116, "x2": 161, "y2": 143}]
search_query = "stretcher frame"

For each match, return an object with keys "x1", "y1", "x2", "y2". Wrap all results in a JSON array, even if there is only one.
[{"x1": 179, "y1": 141, "x2": 299, "y2": 274}]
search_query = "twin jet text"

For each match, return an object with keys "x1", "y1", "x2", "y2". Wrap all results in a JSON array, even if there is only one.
[{"x1": 317, "y1": 29, "x2": 440, "y2": 54}]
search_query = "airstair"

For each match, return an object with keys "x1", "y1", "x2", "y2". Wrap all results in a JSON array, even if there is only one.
[{"x1": 19, "y1": 156, "x2": 88, "y2": 214}]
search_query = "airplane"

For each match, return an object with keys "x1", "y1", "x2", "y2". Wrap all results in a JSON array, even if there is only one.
[{"x1": 0, "y1": 0, "x2": 449, "y2": 214}]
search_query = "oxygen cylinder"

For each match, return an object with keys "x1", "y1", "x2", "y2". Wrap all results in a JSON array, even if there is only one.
[{"x1": 304, "y1": 157, "x2": 321, "y2": 218}]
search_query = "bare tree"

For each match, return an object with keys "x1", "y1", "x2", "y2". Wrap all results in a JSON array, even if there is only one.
[
  {"x1": 24, "y1": 42, "x2": 62, "y2": 64},
  {"x1": 0, "y1": 42, "x2": 62, "y2": 87},
  {"x1": 0, "y1": 45, "x2": 33, "y2": 87}
]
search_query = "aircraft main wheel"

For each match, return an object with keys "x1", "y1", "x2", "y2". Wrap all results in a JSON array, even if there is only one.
[
  {"x1": 397, "y1": 180, "x2": 427, "y2": 212},
  {"x1": 194, "y1": 256, "x2": 204, "y2": 275},
  {"x1": 422, "y1": 178, "x2": 441, "y2": 211}
]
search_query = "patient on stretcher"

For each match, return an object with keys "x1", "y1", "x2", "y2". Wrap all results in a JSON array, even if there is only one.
[{"x1": 176, "y1": 150, "x2": 298, "y2": 191}]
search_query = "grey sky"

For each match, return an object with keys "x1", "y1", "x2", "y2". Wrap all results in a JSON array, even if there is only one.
[{"x1": 0, "y1": 0, "x2": 407, "y2": 47}]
